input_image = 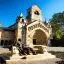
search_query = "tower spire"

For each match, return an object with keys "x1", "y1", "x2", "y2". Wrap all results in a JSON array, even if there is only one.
[
  {"x1": 20, "y1": 13, "x2": 23, "y2": 17},
  {"x1": 0, "y1": 22, "x2": 2, "y2": 27}
]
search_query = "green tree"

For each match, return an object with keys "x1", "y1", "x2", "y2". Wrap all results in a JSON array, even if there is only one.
[{"x1": 50, "y1": 12, "x2": 64, "y2": 40}]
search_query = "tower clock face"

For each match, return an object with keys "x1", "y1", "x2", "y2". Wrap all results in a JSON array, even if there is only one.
[{"x1": 34, "y1": 10, "x2": 40, "y2": 15}]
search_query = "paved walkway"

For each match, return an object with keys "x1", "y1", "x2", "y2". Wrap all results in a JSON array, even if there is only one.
[
  {"x1": 27, "y1": 58, "x2": 62, "y2": 64},
  {"x1": 0, "y1": 48, "x2": 10, "y2": 54},
  {"x1": 6, "y1": 58, "x2": 62, "y2": 64},
  {"x1": 46, "y1": 47, "x2": 64, "y2": 52}
]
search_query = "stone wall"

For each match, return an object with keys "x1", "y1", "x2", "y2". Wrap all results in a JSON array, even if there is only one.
[{"x1": 1, "y1": 30, "x2": 15, "y2": 40}]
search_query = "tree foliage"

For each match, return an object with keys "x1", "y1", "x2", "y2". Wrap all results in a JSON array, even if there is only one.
[{"x1": 50, "y1": 12, "x2": 64, "y2": 40}]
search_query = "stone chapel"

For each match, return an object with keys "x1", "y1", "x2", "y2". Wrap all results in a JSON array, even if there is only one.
[{"x1": 0, "y1": 5, "x2": 52, "y2": 47}]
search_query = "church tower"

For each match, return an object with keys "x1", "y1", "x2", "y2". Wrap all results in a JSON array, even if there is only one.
[{"x1": 26, "y1": 5, "x2": 42, "y2": 24}]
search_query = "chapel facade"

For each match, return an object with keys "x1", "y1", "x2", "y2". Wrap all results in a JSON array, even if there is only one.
[{"x1": 0, "y1": 5, "x2": 52, "y2": 47}]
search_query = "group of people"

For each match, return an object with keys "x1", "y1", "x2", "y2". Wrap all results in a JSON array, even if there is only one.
[
  {"x1": 16, "y1": 39, "x2": 36, "y2": 55},
  {"x1": 19, "y1": 44, "x2": 36, "y2": 55},
  {"x1": 8, "y1": 39, "x2": 36, "y2": 55}
]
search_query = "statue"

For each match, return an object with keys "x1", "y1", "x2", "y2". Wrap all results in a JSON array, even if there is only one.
[
  {"x1": 21, "y1": 44, "x2": 36, "y2": 55},
  {"x1": 12, "y1": 46, "x2": 19, "y2": 55},
  {"x1": 13, "y1": 39, "x2": 36, "y2": 55}
]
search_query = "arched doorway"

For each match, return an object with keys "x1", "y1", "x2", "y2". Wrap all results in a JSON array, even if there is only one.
[{"x1": 33, "y1": 29, "x2": 47, "y2": 45}]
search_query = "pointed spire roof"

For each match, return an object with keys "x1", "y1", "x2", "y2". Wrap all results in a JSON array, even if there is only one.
[
  {"x1": 0, "y1": 22, "x2": 2, "y2": 27},
  {"x1": 17, "y1": 13, "x2": 24, "y2": 19},
  {"x1": 20, "y1": 13, "x2": 23, "y2": 17}
]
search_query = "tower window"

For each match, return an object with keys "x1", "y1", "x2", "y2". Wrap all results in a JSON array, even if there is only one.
[
  {"x1": 22, "y1": 19, "x2": 24, "y2": 22},
  {"x1": 18, "y1": 39, "x2": 21, "y2": 42},
  {"x1": 34, "y1": 11, "x2": 40, "y2": 15}
]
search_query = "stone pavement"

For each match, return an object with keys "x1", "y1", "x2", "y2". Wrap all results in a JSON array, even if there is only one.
[
  {"x1": 27, "y1": 58, "x2": 62, "y2": 64},
  {"x1": 6, "y1": 53, "x2": 62, "y2": 64},
  {"x1": 0, "y1": 48, "x2": 10, "y2": 54},
  {"x1": 6, "y1": 58, "x2": 62, "y2": 64},
  {"x1": 46, "y1": 47, "x2": 64, "y2": 52}
]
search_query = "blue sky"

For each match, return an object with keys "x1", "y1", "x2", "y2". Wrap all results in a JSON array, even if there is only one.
[{"x1": 0, "y1": 0, "x2": 64, "y2": 27}]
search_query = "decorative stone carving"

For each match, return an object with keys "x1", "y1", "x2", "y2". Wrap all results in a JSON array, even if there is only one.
[
  {"x1": 12, "y1": 46, "x2": 19, "y2": 55},
  {"x1": 10, "y1": 46, "x2": 21, "y2": 60}
]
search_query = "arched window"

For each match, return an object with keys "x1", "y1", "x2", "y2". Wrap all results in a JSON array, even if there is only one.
[
  {"x1": 22, "y1": 19, "x2": 24, "y2": 23},
  {"x1": 18, "y1": 38, "x2": 21, "y2": 42},
  {"x1": 34, "y1": 11, "x2": 40, "y2": 15}
]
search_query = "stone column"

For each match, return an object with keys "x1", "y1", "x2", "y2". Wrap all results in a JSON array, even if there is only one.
[{"x1": 22, "y1": 25, "x2": 26, "y2": 45}]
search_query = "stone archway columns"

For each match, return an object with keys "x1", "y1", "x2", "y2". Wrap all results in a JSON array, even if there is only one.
[{"x1": 26, "y1": 21, "x2": 51, "y2": 46}]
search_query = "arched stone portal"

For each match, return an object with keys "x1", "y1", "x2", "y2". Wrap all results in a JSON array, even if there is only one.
[
  {"x1": 26, "y1": 21, "x2": 50, "y2": 46},
  {"x1": 33, "y1": 29, "x2": 47, "y2": 45}
]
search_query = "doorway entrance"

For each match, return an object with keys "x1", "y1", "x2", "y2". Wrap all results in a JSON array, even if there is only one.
[
  {"x1": 33, "y1": 29, "x2": 47, "y2": 45},
  {"x1": 33, "y1": 39, "x2": 36, "y2": 45}
]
